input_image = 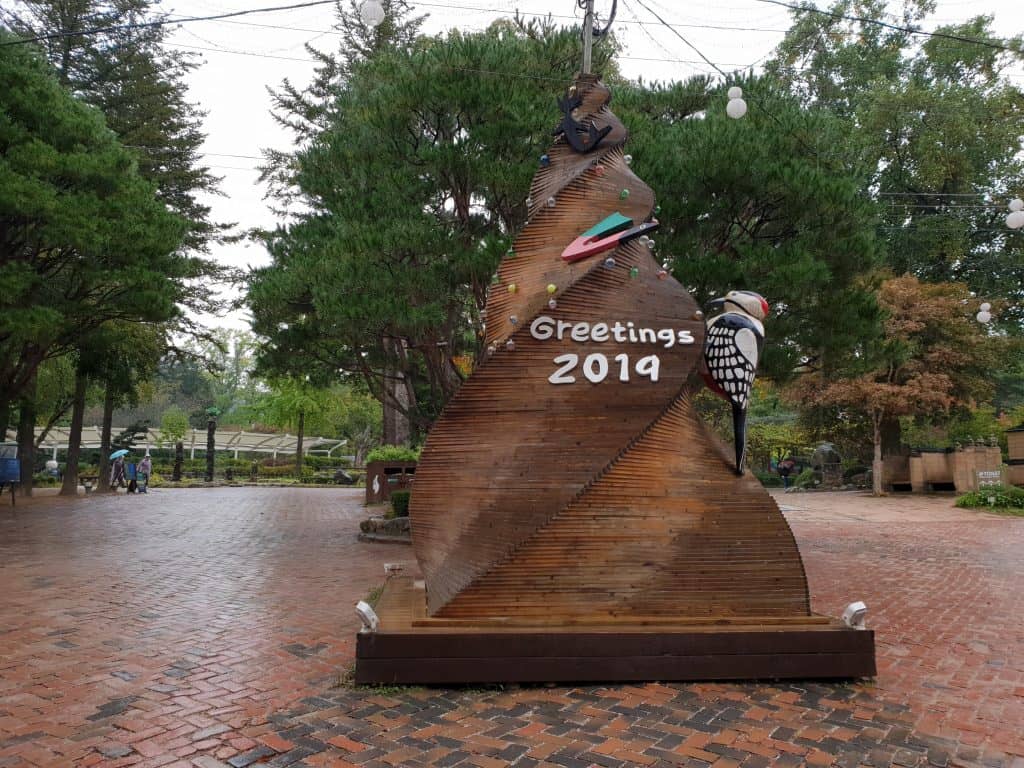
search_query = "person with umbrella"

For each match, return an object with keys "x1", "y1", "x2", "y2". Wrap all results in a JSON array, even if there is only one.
[{"x1": 109, "y1": 449, "x2": 129, "y2": 490}]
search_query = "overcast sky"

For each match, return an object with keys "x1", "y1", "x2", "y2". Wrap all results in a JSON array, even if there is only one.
[{"x1": 162, "y1": 0, "x2": 1024, "y2": 330}]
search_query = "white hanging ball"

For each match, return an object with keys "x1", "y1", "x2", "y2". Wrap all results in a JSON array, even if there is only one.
[
  {"x1": 360, "y1": 0, "x2": 385, "y2": 27},
  {"x1": 976, "y1": 310, "x2": 992, "y2": 324},
  {"x1": 1009, "y1": 198, "x2": 1024, "y2": 212},
  {"x1": 1007, "y1": 210, "x2": 1024, "y2": 229},
  {"x1": 727, "y1": 86, "x2": 743, "y2": 100},
  {"x1": 980, "y1": 302, "x2": 991, "y2": 312},
  {"x1": 726, "y1": 98, "x2": 748, "y2": 119}
]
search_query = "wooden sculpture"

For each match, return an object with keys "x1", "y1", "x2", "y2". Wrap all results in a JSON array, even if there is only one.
[{"x1": 355, "y1": 75, "x2": 875, "y2": 684}]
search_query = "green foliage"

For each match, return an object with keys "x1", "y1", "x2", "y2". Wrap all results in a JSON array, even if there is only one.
[
  {"x1": 390, "y1": 490, "x2": 411, "y2": 517},
  {"x1": 159, "y1": 406, "x2": 190, "y2": 445},
  {"x1": 768, "y1": 0, "x2": 1024, "y2": 332},
  {"x1": 903, "y1": 407, "x2": 1009, "y2": 453},
  {"x1": 754, "y1": 471, "x2": 783, "y2": 488},
  {"x1": 366, "y1": 445, "x2": 420, "y2": 463},
  {"x1": 251, "y1": 378, "x2": 334, "y2": 433},
  {"x1": 250, "y1": 19, "x2": 616, "y2": 430},
  {"x1": 364, "y1": 583, "x2": 386, "y2": 608},
  {"x1": 793, "y1": 467, "x2": 817, "y2": 489},
  {"x1": 617, "y1": 75, "x2": 882, "y2": 378},
  {"x1": 0, "y1": 33, "x2": 189, "y2": 409},
  {"x1": 955, "y1": 485, "x2": 1024, "y2": 514}
]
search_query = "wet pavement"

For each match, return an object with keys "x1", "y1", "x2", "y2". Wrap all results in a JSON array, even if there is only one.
[{"x1": 0, "y1": 487, "x2": 1021, "y2": 767}]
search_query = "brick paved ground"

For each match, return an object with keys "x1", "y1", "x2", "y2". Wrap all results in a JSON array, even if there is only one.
[{"x1": 0, "y1": 487, "x2": 1021, "y2": 768}]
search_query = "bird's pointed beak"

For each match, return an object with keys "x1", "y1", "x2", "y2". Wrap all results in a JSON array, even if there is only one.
[{"x1": 707, "y1": 297, "x2": 726, "y2": 314}]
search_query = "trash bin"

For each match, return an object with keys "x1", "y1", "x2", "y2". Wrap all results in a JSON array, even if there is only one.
[
  {"x1": 365, "y1": 461, "x2": 416, "y2": 504},
  {"x1": 1, "y1": 443, "x2": 20, "y2": 504}
]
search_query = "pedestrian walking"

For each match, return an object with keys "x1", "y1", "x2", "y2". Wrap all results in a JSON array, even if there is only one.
[
  {"x1": 778, "y1": 456, "x2": 796, "y2": 489},
  {"x1": 110, "y1": 455, "x2": 127, "y2": 489},
  {"x1": 138, "y1": 454, "x2": 152, "y2": 494}
]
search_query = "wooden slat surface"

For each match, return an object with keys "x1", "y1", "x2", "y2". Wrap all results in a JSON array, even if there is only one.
[{"x1": 409, "y1": 75, "x2": 812, "y2": 623}]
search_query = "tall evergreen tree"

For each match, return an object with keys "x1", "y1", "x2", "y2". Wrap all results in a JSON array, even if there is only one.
[
  {"x1": 0, "y1": 34, "x2": 188, "y2": 491},
  {"x1": 249, "y1": 20, "x2": 614, "y2": 437},
  {"x1": 3, "y1": 1, "x2": 226, "y2": 485},
  {"x1": 261, "y1": 0, "x2": 425, "y2": 207},
  {"x1": 617, "y1": 76, "x2": 883, "y2": 379},
  {"x1": 767, "y1": 0, "x2": 1024, "y2": 330}
]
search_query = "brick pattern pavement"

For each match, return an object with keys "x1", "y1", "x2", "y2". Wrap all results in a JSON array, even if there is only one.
[{"x1": 0, "y1": 488, "x2": 1021, "y2": 768}]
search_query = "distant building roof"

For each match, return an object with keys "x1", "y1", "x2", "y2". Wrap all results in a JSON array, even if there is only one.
[{"x1": 3, "y1": 427, "x2": 345, "y2": 455}]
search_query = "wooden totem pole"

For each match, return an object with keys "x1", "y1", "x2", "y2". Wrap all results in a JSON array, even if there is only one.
[{"x1": 355, "y1": 75, "x2": 876, "y2": 685}]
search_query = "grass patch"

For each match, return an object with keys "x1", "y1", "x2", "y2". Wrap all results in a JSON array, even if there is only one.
[{"x1": 364, "y1": 583, "x2": 385, "y2": 608}]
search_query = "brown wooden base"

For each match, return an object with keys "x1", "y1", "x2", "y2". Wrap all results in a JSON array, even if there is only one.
[{"x1": 353, "y1": 579, "x2": 876, "y2": 685}]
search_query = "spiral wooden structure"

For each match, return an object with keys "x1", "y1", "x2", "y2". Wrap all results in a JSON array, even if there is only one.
[{"x1": 355, "y1": 76, "x2": 875, "y2": 684}]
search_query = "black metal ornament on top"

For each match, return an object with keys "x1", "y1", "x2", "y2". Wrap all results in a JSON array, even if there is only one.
[{"x1": 554, "y1": 93, "x2": 612, "y2": 153}]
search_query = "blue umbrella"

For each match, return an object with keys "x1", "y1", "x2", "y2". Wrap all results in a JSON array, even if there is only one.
[{"x1": 109, "y1": 449, "x2": 129, "y2": 460}]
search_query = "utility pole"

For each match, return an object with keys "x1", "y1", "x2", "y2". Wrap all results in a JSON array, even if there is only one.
[{"x1": 581, "y1": 0, "x2": 594, "y2": 74}]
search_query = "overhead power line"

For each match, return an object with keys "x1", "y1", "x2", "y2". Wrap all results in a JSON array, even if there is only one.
[
  {"x1": 748, "y1": 0, "x2": 1019, "y2": 53},
  {"x1": 2, "y1": 0, "x2": 1019, "y2": 55},
  {"x1": 0, "y1": 0, "x2": 338, "y2": 46}
]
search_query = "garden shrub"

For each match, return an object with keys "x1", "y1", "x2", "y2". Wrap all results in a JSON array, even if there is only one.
[
  {"x1": 390, "y1": 490, "x2": 411, "y2": 517},
  {"x1": 793, "y1": 467, "x2": 817, "y2": 488},
  {"x1": 366, "y1": 445, "x2": 420, "y2": 463},
  {"x1": 754, "y1": 471, "x2": 782, "y2": 487},
  {"x1": 955, "y1": 485, "x2": 1024, "y2": 510}
]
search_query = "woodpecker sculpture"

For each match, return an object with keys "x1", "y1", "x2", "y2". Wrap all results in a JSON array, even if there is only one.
[{"x1": 700, "y1": 290, "x2": 769, "y2": 475}]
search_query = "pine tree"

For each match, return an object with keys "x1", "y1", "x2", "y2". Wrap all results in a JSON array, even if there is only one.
[
  {"x1": 261, "y1": 0, "x2": 425, "y2": 208},
  {"x1": 249, "y1": 20, "x2": 608, "y2": 436},
  {"x1": 0, "y1": 33, "x2": 188, "y2": 491}
]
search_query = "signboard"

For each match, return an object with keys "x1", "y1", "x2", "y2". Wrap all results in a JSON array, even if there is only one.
[
  {"x1": 529, "y1": 315, "x2": 695, "y2": 385},
  {"x1": 977, "y1": 469, "x2": 1002, "y2": 488}
]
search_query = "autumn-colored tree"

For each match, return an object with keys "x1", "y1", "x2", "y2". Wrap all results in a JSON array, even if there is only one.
[{"x1": 793, "y1": 275, "x2": 997, "y2": 494}]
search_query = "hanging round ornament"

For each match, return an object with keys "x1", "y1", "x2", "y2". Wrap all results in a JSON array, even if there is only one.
[
  {"x1": 548, "y1": 298, "x2": 558, "y2": 310},
  {"x1": 620, "y1": 189, "x2": 630, "y2": 200},
  {"x1": 540, "y1": 154, "x2": 550, "y2": 167},
  {"x1": 546, "y1": 283, "x2": 557, "y2": 294},
  {"x1": 629, "y1": 266, "x2": 640, "y2": 280},
  {"x1": 505, "y1": 339, "x2": 516, "y2": 351},
  {"x1": 726, "y1": 86, "x2": 748, "y2": 119},
  {"x1": 603, "y1": 257, "x2": 616, "y2": 269},
  {"x1": 359, "y1": 0, "x2": 385, "y2": 27},
  {"x1": 507, "y1": 283, "x2": 517, "y2": 294}
]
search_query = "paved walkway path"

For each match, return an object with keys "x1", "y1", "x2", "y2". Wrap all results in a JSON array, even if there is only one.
[{"x1": 0, "y1": 488, "x2": 1020, "y2": 767}]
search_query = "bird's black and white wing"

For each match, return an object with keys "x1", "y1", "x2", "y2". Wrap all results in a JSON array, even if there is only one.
[{"x1": 703, "y1": 314, "x2": 762, "y2": 409}]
